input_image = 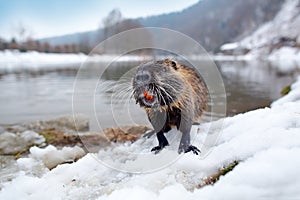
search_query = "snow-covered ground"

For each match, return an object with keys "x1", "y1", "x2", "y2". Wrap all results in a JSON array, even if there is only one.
[
  {"x1": 0, "y1": 50, "x2": 87, "y2": 73},
  {"x1": 1, "y1": 75, "x2": 300, "y2": 199},
  {"x1": 0, "y1": 50, "x2": 151, "y2": 74}
]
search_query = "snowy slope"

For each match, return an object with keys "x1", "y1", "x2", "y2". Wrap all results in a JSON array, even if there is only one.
[
  {"x1": 220, "y1": 0, "x2": 300, "y2": 55},
  {"x1": 220, "y1": 0, "x2": 300, "y2": 73},
  {"x1": 1, "y1": 76, "x2": 300, "y2": 199},
  {"x1": 240, "y1": 0, "x2": 300, "y2": 50}
]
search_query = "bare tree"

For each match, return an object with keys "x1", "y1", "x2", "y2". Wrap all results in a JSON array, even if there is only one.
[
  {"x1": 14, "y1": 22, "x2": 33, "y2": 43},
  {"x1": 102, "y1": 9, "x2": 122, "y2": 39}
]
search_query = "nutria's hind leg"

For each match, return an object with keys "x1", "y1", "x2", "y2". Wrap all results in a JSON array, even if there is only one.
[
  {"x1": 178, "y1": 123, "x2": 200, "y2": 155},
  {"x1": 178, "y1": 133, "x2": 201, "y2": 155},
  {"x1": 151, "y1": 131, "x2": 169, "y2": 154},
  {"x1": 150, "y1": 125, "x2": 172, "y2": 154}
]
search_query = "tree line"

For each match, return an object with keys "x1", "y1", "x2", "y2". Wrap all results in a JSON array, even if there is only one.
[{"x1": 0, "y1": 37, "x2": 81, "y2": 54}]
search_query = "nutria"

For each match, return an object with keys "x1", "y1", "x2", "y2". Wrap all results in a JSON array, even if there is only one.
[{"x1": 132, "y1": 58, "x2": 208, "y2": 154}]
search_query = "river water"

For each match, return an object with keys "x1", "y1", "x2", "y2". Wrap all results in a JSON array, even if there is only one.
[{"x1": 0, "y1": 60, "x2": 297, "y2": 130}]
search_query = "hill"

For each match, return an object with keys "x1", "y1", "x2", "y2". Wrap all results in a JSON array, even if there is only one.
[{"x1": 40, "y1": 0, "x2": 283, "y2": 52}]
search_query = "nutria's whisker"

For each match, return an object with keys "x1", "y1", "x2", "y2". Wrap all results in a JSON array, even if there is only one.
[
  {"x1": 151, "y1": 83, "x2": 155, "y2": 94},
  {"x1": 113, "y1": 87, "x2": 133, "y2": 102},
  {"x1": 160, "y1": 81, "x2": 180, "y2": 94},
  {"x1": 155, "y1": 86, "x2": 167, "y2": 106},
  {"x1": 157, "y1": 85, "x2": 174, "y2": 104},
  {"x1": 118, "y1": 91, "x2": 132, "y2": 102},
  {"x1": 129, "y1": 90, "x2": 135, "y2": 99},
  {"x1": 115, "y1": 92, "x2": 132, "y2": 105},
  {"x1": 114, "y1": 88, "x2": 132, "y2": 98}
]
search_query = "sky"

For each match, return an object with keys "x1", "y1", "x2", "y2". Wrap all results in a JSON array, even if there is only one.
[{"x1": 0, "y1": 0, "x2": 198, "y2": 40}]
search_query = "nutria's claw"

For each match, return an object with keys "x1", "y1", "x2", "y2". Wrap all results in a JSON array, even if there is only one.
[
  {"x1": 151, "y1": 146, "x2": 164, "y2": 154},
  {"x1": 179, "y1": 145, "x2": 201, "y2": 155},
  {"x1": 186, "y1": 145, "x2": 201, "y2": 155}
]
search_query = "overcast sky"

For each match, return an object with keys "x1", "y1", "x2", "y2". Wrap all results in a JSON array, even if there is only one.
[{"x1": 0, "y1": 0, "x2": 198, "y2": 40}]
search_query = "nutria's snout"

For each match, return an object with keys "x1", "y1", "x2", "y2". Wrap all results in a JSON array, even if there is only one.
[{"x1": 133, "y1": 68, "x2": 158, "y2": 108}]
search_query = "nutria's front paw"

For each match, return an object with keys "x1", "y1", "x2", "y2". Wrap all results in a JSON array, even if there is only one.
[
  {"x1": 178, "y1": 145, "x2": 201, "y2": 155},
  {"x1": 151, "y1": 146, "x2": 165, "y2": 154}
]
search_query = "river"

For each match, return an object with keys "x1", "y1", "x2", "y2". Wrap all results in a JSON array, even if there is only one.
[{"x1": 0, "y1": 60, "x2": 297, "y2": 131}]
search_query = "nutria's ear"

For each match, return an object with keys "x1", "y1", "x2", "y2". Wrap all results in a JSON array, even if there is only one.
[{"x1": 171, "y1": 61, "x2": 178, "y2": 70}]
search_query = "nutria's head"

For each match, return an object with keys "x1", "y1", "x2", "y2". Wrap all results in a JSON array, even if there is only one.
[{"x1": 133, "y1": 59, "x2": 184, "y2": 108}]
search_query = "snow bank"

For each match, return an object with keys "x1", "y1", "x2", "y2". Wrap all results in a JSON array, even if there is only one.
[
  {"x1": 268, "y1": 46, "x2": 300, "y2": 74},
  {"x1": 212, "y1": 54, "x2": 254, "y2": 61},
  {"x1": 0, "y1": 50, "x2": 152, "y2": 74},
  {"x1": 22, "y1": 145, "x2": 86, "y2": 169},
  {"x1": 0, "y1": 50, "x2": 88, "y2": 73},
  {"x1": 0, "y1": 50, "x2": 87, "y2": 65},
  {"x1": 1, "y1": 77, "x2": 300, "y2": 199},
  {"x1": 219, "y1": 42, "x2": 240, "y2": 51},
  {"x1": 0, "y1": 131, "x2": 45, "y2": 154},
  {"x1": 271, "y1": 76, "x2": 300, "y2": 107}
]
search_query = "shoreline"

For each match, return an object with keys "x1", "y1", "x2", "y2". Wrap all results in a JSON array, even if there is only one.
[{"x1": 1, "y1": 49, "x2": 299, "y2": 75}]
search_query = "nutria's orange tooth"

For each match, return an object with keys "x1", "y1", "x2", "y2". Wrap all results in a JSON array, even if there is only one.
[{"x1": 143, "y1": 90, "x2": 148, "y2": 97}]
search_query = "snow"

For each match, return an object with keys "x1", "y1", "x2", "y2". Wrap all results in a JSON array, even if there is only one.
[
  {"x1": 271, "y1": 76, "x2": 300, "y2": 107},
  {"x1": 212, "y1": 54, "x2": 254, "y2": 61},
  {"x1": 0, "y1": 131, "x2": 45, "y2": 154},
  {"x1": 0, "y1": 50, "x2": 152, "y2": 74},
  {"x1": 240, "y1": 0, "x2": 300, "y2": 50},
  {"x1": 268, "y1": 46, "x2": 300, "y2": 74},
  {"x1": 1, "y1": 75, "x2": 300, "y2": 199},
  {"x1": 193, "y1": 148, "x2": 300, "y2": 199},
  {"x1": 20, "y1": 145, "x2": 86, "y2": 169},
  {"x1": 0, "y1": 50, "x2": 88, "y2": 73},
  {"x1": 219, "y1": 42, "x2": 240, "y2": 51}
]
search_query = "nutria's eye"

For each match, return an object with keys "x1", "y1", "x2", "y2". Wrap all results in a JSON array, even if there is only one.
[{"x1": 171, "y1": 61, "x2": 178, "y2": 70}]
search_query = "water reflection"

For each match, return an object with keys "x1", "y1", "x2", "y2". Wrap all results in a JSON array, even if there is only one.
[{"x1": 217, "y1": 60, "x2": 297, "y2": 115}]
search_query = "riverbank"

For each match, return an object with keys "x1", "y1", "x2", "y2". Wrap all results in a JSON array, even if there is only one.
[{"x1": 1, "y1": 75, "x2": 300, "y2": 199}]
